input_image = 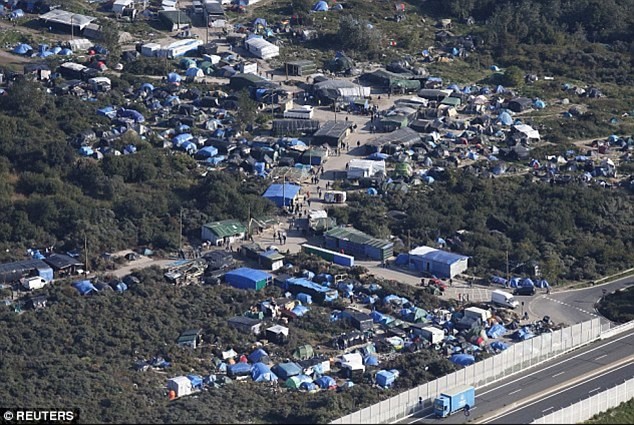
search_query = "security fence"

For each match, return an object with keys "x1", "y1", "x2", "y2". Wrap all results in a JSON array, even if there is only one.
[
  {"x1": 532, "y1": 377, "x2": 634, "y2": 424},
  {"x1": 330, "y1": 318, "x2": 603, "y2": 424}
]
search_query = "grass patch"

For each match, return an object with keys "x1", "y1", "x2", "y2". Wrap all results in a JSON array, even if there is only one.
[{"x1": 586, "y1": 398, "x2": 634, "y2": 424}]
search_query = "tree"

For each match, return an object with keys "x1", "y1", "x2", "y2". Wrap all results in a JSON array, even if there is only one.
[
  {"x1": 502, "y1": 65, "x2": 524, "y2": 86},
  {"x1": 336, "y1": 15, "x2": 382, "y2": 58},
  {"x1": 99, "y1": 19, "x2": 122, "y2": 66},
  {"x1": 291, "y1": 0, "x2": 312, "y2": 15},
  {"x1": 1, "y1": 78, "x2": 46, "y2": 117},
  {"x1": 235, "y1": 89, "x2": 258, "y2": 132}
]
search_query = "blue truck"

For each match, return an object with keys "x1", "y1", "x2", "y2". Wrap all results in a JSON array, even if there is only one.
[{"x1": 433, "y1": 385, "x2": 475, "y2": 418}]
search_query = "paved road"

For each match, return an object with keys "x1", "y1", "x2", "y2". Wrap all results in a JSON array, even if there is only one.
[
  {"x1": 399, "y1": 329, "x2": 634, "y2": 424},
  {"x1": 529, "y1": 276, "x2": 634, "y2": 327},
  {"x1": 485, "y1": 362, "x2": 634, "y2": 423}
]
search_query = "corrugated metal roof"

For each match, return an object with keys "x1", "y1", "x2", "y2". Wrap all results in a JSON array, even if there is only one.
[
  {"x1": 313, "y1": 120, "x2": 352, "y2": 139},
  {"x1": 203, "y1": 219, "x2": 246, "y2": 238},
  {"x1": 325, "y1": 227, "x2": 392, "y2": 249}
]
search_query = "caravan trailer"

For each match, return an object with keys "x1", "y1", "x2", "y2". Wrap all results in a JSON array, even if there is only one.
[{"x1": 323, "y1": 190, "x2": 346, "y2": 203}]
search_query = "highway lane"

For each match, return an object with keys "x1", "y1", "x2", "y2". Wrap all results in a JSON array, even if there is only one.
[
  {"x1": 485, "y1": 362, "x2": 634, "y2": 423},
  {"x1": 399, "y1": 330, "x2": 634, "y2": 424},
  {"x1": 529, "y1": 276, "x2": 634, "y2": 327}
]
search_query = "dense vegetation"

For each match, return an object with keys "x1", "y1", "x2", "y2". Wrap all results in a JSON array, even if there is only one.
[
  {"x1": 586, "y1": 397, "x2": 634, "y2": 424},
  {"x1": 0, "y1": 265, "x2": 455, "y2": 423},
  {"x1": 426, "y1": 0, "x2": 634, "y2": 84},
  {"x1": 597, "y1": 286, "x2": 634, "y2": 323},
  {"x1": 336, "y1": 172, "x2": 634, "y2": 283},
  {"x1": 0, "y1": 77, "x2": 274, "y2": 262}
]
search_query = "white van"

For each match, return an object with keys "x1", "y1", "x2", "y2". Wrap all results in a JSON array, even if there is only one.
[
  {"x1": 22, "y1": 276, "x2": 49, "y2": 291},
  {"x1": 491, "y1": 289, "x2": 519, "y2": 309}
]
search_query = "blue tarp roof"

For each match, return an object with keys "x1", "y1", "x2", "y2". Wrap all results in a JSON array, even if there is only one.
[
  {"x1": 272, "y1": 362, "x2": 302, "y2": 380},
  {"x1": 487, "y1": 324, "x2": 506, "y2": 339},
  {"x1": 262, "y1": 183, "x2": 302, "y2": 207},
  {"x1": 251, "y1": 362, "x2": 278, "y2": 382},
  {"x1": 376, "y1": 370, "x2": 395, "y2": 387},
  {"x1": 248, "y1": 348, "x2": 269, "y2": 363},
  {"x1": 228, "y1": 362, "x2": 252, "y2": 375},
  {"x1": 450, "y1": 354, "x2": 475, "y2": 366},
  {"x1": 13, "y1": 43, "x2": 32, "y2": 54},
  {"x1": 315, "y1": 375, "x2": 336, "y2": 389},
  {"x1": 491, "y1": 341, "x2": 508, "y2": 351},
  {"x1": 173, "y1": 133, "x2": 193, "y2": 146},
  {"x1": 167, "y1": 72, "x2": 181, "y2": 83},
  {"x1": 312, "y1": 0, "x2": 328, "y2": 11},
  {"x1": 73, "y1": 280, "x2": 98, "y2": 295},
  {"x1": 227, "y1": 267, "x2": 271, "y2": 283},
  {"x1": 412, "y1": 249, "x2": 469, "y2": 265},
  {"x1": 118, "y1": 108, "x2": 145, "y2": 123},
  {"x1": 285, "y1": 277, "x2": 331, "y2": 294}
]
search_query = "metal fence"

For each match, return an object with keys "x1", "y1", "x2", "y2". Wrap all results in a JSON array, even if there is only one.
[
  {"x1": 330, "y1": 317, "x2": 602, "y2": 424},
  {"x1": 531, "y1": 377, "x2": 634, "y2": 424}
]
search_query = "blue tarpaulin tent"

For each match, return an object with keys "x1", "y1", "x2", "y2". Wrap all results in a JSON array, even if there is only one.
[
  {"x1": 13, "y1": 43, "x2": 32, "y2": 55},
  {"x1": 498, "y1": 111, "x2": 513, "y2": 125},
  {"x1": 296, "y1": 293, "x2": 313, "y2": 304},
  {"x1": 376, "y1": 370, "x2": 395, "y2": 387},
  {"x1": 251, "y1": 362, "x2": 278, "y2": 382},
  {"x1": 272, "y1": 362, "x2": 302, "y2": 380},
  {"x1": 195, "y1": 146, "x2": 218, "y2": 159},
  {"x1": 364, "y1": 355, "x2": 379, "y2": 366},
  {"x1": 312, "y1": 0, "x2": 328, "y2": 11},
  {"x1": 487, "y1": 324, "x2": 506, "y2": 338},
  {"x1": 491, "y1": 341, "x2": 508, "y2": 351},
  {"x1": 450, "y1": 354, "x2": 475, "y2": 366},
  {"x1": 315, "y1": 375, "x2": 336, "y2": 389},
  {"x1": 73, "y1": 280, "x2": 98, "y2": 295},
  {"x1": 262, "y1": 183, "x2": 302, "y2": 207},
  {"x1": 187, "y1": 375, "x2": 204, "y2": 389},
  {"x1": 248, "y1": 348, "x2": 270, "y2": 364},
  {"x1": 118, "y1": 108, "x2": 145, "y2": 122},
  {"x1": 228, "y1": 362, "x2": 253, "y2": 376},
  {"x1": 167, "y1": 72, "x2": 182, "y2": 83}
]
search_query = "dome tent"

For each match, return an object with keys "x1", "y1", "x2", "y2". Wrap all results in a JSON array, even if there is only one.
[
  {"x1": 312, "y1": 0, "x2": 328, "y2": 11},
  {"x1": 13, "y1": 43, "x2": 33, "y2": 55}
]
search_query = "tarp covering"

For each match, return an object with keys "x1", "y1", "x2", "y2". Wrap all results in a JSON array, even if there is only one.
[
  {"x1": 486, "y1": 324, "x2": 506, "y2": 339},
  {"x1": 490, "y1": 341, "x2": 508, "y2": 351},
  {"x1": 364, "y1": 355, "x2": 379, "y2": 366},
  {"x1": 251, "y1": 362, "x2": 278, "y2": 382},
  {"x1": 13, "y1": 43, "x2": 33, "y2": 55},
  {"x1": 376, "y1": 370, "x2": 395, "y2": 387},
  {"x1": 450, "y1": 354, "x2": 475, "y2": 366},
  {"x1": 315, "y1": 375, "x2": 336, "y2": 389},
  {"x1": 228, "y1": 362, "x2": 252, "y2": 376},
  {"x1": 312, "y1": 0, "x2": 328, "y2": 11},
  {"x1": 248, "y1": 348, "x2": 270, "y2": 364},
  {"x1": 286, "y1": 374, "x2": 313, "y2": 389},
  {"x1": 73, "y1": 280, "x2": 98, "y2": 295},
  {"x1": 272, "y1": 362, "x2": 302, "y2": 380},
  {"x1": 263, "y1": 183, "x2": 302, "y2": 207},
  {"x1": 225, "y1": 267, "x2": 271, "y2": 290}
]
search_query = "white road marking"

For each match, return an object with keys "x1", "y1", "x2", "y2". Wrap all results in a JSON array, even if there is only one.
[
  {"x1": 588, "y1": 387, "x2": 601, "y2": 393},
  {"x1": 477, "y1": 332, "x2": 632, "y2": 397},
  {"x1": 542, "y1": 406, "x2": 554, "y2": 413},
  {"x1": 508, "y1": 389, "x2": 522, "y2": 395},
  {"x1": 595, "y1": 354, "x2": 607, "y2": 361},
  {"x1": 483, "y1": 361, "x2": 633, "y2": 422},
  {"x1": 551, "y1": 372, "x2": 565, "y2": 378}
]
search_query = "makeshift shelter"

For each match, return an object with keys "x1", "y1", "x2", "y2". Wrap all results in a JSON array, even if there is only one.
[
  {"x1": 73, "y1": 280, "x2": 98, "y2": 295},
  {"x1": 272, "y1": 362, "x2": 302, "y2": 380},
  {"x1": 486, "y1": 324, "x2": 506, "y2": 339},
  {"x1": 248, "y1": 348, "x2": 270, "y2": 364},
  {"x1": 225, "y1": 268, "x2": 272, "y2": 291},
  {"x1": 262, "y1": 183, "x2": 301, "y2": 207},
  {"x1": 13, "y1": 43, "x2": 33, "y2": 55},
  {"x1": 286, "y1": 374, "x2": 312, "y2": 389},
  {"x1": 251, "y1": 362, "x2": 278, "y2": 382},
  {"x1": 244, "y1": 37, "x2": 279, "y2": 59},
  {"x1": 375, "y1": 370, "x2": 396, "y2": 388},
  {"x1": 227, "y1": 362, "x2": 252, "y2": 377},
  {"x1": 315, "y1": 375, "x2": 336, "y2": 389},
  {"x1": 450, "y1": 354, "x2": 475, "y2": 366},
  {"x1": 408, "y1": 246, "x2": 469, "y2": 279},
  {"x1": 312, "y1": 0, "x2": 328, "y2": 11}
]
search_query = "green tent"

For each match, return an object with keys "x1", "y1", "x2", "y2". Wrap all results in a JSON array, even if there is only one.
[
  {"x1": 286, "y1": 376, "x2": 309, "y2": 389},
  {"x1": 394, "y1": 163, "x2": 412, "y2": 177},
  {"x1": 292, "y1": 344, "x2": 314, "y2": 360}
]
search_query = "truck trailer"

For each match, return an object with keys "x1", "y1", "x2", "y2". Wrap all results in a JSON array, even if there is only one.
[{"x1": 434, "y1": 385, "x2": 475, "y2": 418}]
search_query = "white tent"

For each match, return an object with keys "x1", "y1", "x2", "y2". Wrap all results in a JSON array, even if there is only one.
[{"x1": 347, "y1": 159, "x2": 386, "y2": 179}]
